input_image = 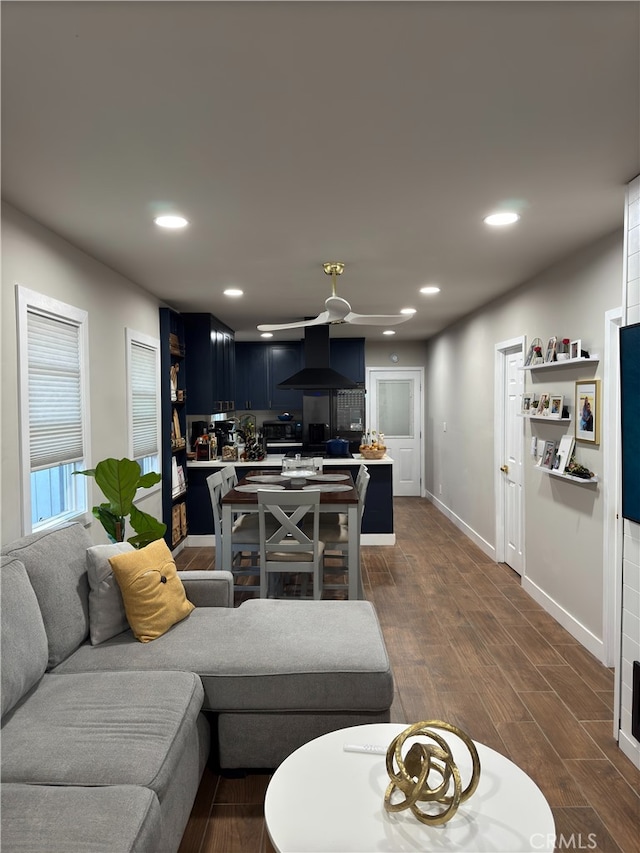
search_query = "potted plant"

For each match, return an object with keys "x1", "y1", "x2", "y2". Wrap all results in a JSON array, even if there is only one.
[{"x1": 75, "y1": 457, "x2": 166, "y2": 548}]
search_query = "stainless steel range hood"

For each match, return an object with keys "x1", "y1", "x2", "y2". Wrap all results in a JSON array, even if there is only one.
[{"x1": 277, "y1": 326, "x2": 358, "y2": 390}]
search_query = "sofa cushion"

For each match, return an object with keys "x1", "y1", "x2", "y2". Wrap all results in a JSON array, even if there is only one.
[
  {"x1": 86, "y1": 542, "x2": 134, "y2": 644},
  {"x1": 108, "y1": 539, "x2": 194, "y2": 643},
  {"x1": 52, "y1": 600, "x2": 394, "y2": 714},
  {"x1": 0, "y1": 557, "x2": 48, "y2": 718},
  {"x1": 1, "y1": 670, "x2": 204, "y2": 805},
  {"x1": 1, "y1": 783, "x2": 162, "y2": 853},
  {"x1": 1, "y1": 522, "x2": 92, "y2": 667}
]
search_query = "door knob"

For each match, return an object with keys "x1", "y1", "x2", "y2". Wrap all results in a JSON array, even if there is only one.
[{"x1": 500, "y1": 465, "x2": 509, "y2": 473}]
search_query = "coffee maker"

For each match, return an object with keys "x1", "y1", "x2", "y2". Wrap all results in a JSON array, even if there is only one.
[{"x1": 213, "y1": 420, "x2": 236, "y2": 455}]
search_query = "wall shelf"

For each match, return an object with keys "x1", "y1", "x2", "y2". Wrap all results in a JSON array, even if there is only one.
[
  {"x1": 537, "y1": 466, "x2": 599, "y2": 485},
  {"x1": 519, "y1": 414, "x2": 572, "y2": 423},
  {"x1": 522, "y1": 356, "x2": 599, "y2": 372}
]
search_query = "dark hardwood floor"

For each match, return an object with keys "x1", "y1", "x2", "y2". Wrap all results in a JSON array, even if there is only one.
[{"x1": 175, "y1": 497, "x2": 640, "y2": 853}]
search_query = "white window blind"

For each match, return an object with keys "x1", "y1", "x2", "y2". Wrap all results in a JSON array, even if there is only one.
[
  {"x1": 130, "y1": 339, "x2": 159, "y2": 459},
  {"x1": 27, "y1": 310, "x2": 84, "y2": 470}
]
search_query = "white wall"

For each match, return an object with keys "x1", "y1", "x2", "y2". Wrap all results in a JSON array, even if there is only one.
[
  {"x1": 424, "y1": 229, "x2": 623, "y2": 652},
  {"x1": 619, "y1": 175, "x2": 640, "y2": 768},
  {"x1": 1, "y1": 202, "x2": 165, "y2": 545}
]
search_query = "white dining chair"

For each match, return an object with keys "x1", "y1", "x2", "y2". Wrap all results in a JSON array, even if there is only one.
[
  {"x1": 257, "y1": 490, "x2": 325, "y2": 600},
  {"x1": 206, "y1": 470, "x2": 264, "y2": 592},
  {"x1": 320, "y1": 466, "x2": 370, "y2": 595}
]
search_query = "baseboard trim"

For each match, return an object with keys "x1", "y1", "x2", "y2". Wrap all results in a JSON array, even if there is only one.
[
  {"x1": 424, "y1": 491, "x2": 496, "y2": 561},
  {"x1": 521, "y1": 575, "x2": 605, "y2": 661},
  {"x1": 361, "y1": 533, "x2": 396, "y2": 545},
  {"x1": 617, "y1": 729, "x2": 640, "y2": 770},
  {"x1": 186, "y1": 535, "x2": 215, "y2": 548}
]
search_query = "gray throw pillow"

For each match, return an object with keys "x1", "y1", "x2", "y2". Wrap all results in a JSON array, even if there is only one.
[{"x1": 86, "y1": 543, "x2": 134, "y2": 644}]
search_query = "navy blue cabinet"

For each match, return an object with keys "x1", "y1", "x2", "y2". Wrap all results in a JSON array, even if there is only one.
[
  {"x1": 234, "y1": 343, "x2": 270, "y2": 409},
  {"x1": 159, "y1": 308, "x2": 188, "y2": 549},
  {"x1": 182, "y1": 313, "x2": 235, "y2": 413},
  {"x1": 235, "y1": 342, "x2": 303, "y2": 411},
  {"x1": 330, "y1": 338, "x2": 365, "y2": 384}
]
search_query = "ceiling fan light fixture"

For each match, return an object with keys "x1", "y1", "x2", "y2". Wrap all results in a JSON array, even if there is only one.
[
  {"x1": 154, "y1": 214, "x2": 189, "y2": 229},
  {"x1": 401, "y1": 307, "x2": 416, "y2": 314},
  {"x1": 260, "y1": 332, "x2": 273, "y2": 338},
  {"x1": 484, "y1": 211, "x2": 520, "y2": 226}
]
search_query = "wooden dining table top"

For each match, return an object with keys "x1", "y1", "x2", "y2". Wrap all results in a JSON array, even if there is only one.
[{"x1": 222, "y1": 469, "x2": 359, "y2": 506}]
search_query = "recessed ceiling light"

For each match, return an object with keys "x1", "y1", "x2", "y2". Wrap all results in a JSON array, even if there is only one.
[
  {"x1": 153, "y1": 215, "x2": 189, "y2": 229},
  {"x1": 420, "y1": 285, "x2": 441, "y2": 295},
  {"x1": 483, "y1": 211, "x2": 520, "y2": 226},
  {"x1": 383, "y1": 330, "x2": 396, "y2": 336},
  {"x1": 260, "y1": 332, "x2": 273, "y2": 338},
  {"x1": 400, "y1": 308, "x2": 417, "y2": 315},
  {"x1": 223, "y1": 288, "x2": 243, "y2": 298}
]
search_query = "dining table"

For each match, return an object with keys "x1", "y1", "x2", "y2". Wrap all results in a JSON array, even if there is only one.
[{"x1": 220, "y1": 468, "x2": 363, "y2": 600}]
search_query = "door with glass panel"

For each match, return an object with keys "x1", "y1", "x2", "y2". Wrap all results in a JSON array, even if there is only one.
[{"x1": 367, "y1": 369, "x2": 423, "y2": 496}]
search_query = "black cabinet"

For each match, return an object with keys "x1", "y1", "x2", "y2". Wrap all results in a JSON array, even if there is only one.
[
  {"x1": 330, "y1": 338, "x2": 365, "y2": 384},
  {"x1": 235, "y1": 342, "x2": 303, "y2": 410},
  {"x1": 159, "y1": 308, "x2": 188, "y2": 549},
  {"x1": 182, "y1": 313, "x2": 235, "y2": 413}
]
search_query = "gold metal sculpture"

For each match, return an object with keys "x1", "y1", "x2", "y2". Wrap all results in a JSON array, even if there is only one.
[{"x1": 384, "y1": 720, "x2": 481, "y2": 826}]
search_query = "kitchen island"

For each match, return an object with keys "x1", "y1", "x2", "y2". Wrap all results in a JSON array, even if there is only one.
[{"x1": 186, "y1": 455, "x2": 394, "y2": 546}]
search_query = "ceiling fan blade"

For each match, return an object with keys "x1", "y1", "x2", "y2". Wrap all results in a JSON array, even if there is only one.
[
  {"x1": 257, "y1": 311, "x2": 330, "y2": 332},
  {"x1": 325, "y1": 295, "x2": 351, "y2": 322},
  {"x1": 344, "y1": 312, "x2": 413, "y2": 326}
]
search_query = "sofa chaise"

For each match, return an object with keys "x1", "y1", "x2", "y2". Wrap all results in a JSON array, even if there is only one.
[{"x1": 1, "y1": 522, "x2": 393, "y2": 852}]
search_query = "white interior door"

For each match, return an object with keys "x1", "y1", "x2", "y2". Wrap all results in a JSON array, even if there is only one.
[
  {"x1": 367, "y1": 368, "x2": 423, "y2": 496},
  {"x1": 495, "y1": 341, "x2": 525, "y2": 575}
]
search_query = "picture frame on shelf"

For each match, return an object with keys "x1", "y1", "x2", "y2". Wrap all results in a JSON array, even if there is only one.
[
  {"x1": 553, "y1": 435, "x2": 575, "y2": 473},
  {"x1": 548, "y1": 394, "x2": 563, "y2": 418},
  {"x1": 536, "y1": 392, "x2": 550, "y2": 415},
  {"x1": 570, "y1": 339, "x2": 581, "y2": 359},
  {"x1": 545, "y1": 336, "x2": 557, "y2": 363},
  {"x1": 525, "y1": 337, "x2": 544, "y2": 366},
  {"x1": 575, "y1": 380, "x2": 600, "y2": 444},
  {"x1": 522, "y1": 393, "x2": 533, "y2": 415},
  {"x1": 540, "y1": 440, "x2": 557, "y2": 470}
]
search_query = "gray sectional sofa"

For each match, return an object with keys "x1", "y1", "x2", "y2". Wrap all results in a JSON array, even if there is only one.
[{"x1": 1, "y1": 522, "x2": 393, "y2": 852}]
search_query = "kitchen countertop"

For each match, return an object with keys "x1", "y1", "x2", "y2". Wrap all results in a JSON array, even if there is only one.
[{"x1": 187, "y1": 454, "x2": 392, "y2": 467}]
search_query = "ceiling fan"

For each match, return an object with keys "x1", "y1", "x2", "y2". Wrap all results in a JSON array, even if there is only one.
[{"x1": 256, "y1": 262, "x2": 414, "y2": 332}]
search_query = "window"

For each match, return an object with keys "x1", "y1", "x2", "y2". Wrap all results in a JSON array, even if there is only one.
[
  {"x1": 17, "y1": 286, "x2": 90, "y2": 533},
  {"x1": 126, "y1": 329, "x2": 161, "y2": 478}
]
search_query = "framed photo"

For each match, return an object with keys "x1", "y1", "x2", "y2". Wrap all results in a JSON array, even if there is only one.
[
  {"x1": 575, "y1": 380, "x2": 600, "y2": 444},
  {"x1": 540, "y1": 440, "x2": 557, "y2": 470},
  {"x1": 553, "y1": 434, "x2": 575, "y2": 473},
  {"x1": 536, "y1": 392, "x2": 550, "y2": 415},
  {"x1": 521, "y1": 393, "x2": 533, "y2": 415},
  {"x1": 545, "y1": 336, "x2": 557, "y2": 363},
  {"x1": 548, "y1": 394, "x2": 563, "y2": 419},
  {"x1": 570, "y1": 339, "x2": 581, "y2": 360}
]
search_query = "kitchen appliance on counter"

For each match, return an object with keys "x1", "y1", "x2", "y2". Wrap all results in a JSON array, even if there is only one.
[
  {"x1": 262, "y1": 419, "x2": 303, "y2": 449},
  {"x1": 213, "y1": 420, "x2": 237, "y2": 455}
]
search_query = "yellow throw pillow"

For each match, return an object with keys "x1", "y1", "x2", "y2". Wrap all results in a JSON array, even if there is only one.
[{"x1": 108, "y1": 538, "x2": 194, "y2": 643}]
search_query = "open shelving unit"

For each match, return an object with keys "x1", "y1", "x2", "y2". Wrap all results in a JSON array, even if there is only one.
[
  {"x1": 537, "y1": 467, "x2": 598, "y2": 485},
  {"x1": 522, "y1": 356, "x2": 599, "y2": 372}
]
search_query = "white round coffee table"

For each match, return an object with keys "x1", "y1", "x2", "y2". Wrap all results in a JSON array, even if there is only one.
[{"x1": 265, "y1": 723, "x2": 555, "y2": 852}]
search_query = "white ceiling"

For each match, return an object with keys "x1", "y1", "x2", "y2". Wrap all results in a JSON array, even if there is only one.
[{"x1": 2, "y1": 1, "x2": 639, "y2": 342}]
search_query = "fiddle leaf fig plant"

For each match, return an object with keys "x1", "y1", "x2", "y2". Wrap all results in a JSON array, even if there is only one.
[{"x1": 74, "y1": 457, "x2": 166, "y2": 548}]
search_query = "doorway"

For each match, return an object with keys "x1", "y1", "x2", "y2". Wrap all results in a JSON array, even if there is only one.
[
  {"x1": 494, "y1": 337, "x2": 525, "y2": 575},
  {"x1": 367, "y1": 368, "x2": 423, "y2": 496}
]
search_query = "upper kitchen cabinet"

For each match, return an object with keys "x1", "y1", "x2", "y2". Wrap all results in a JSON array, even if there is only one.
[
  {"x1": 234, "y1": 343, "x2": 270, "y2": 409},
  {"x1": 330, "y1": 338, "x2": 365, "y2": 384},
  {"x1": 235, "y1": 342, "x2": 303, "y2": 411},
  {"x1": 182, "y1": 313, "x2": 235, "y2": 414}
]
